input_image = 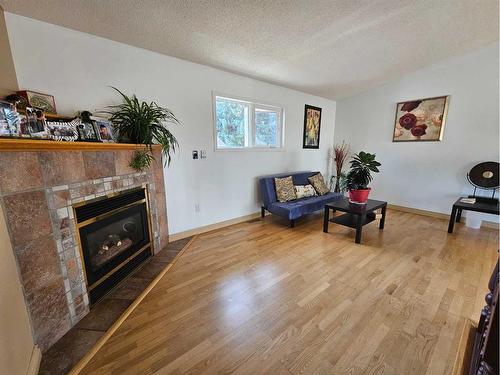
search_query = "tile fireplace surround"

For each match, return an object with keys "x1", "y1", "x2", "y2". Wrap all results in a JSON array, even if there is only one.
[{"x1": 0, "y1": 145, "x2": 168, "y2": 351}]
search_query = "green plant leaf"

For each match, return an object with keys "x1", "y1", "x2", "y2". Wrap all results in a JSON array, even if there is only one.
[
  {"x1": 345, "y1": 151, "x2": 381, "y2": 190},
  {"x1": 104, "y1": 87, "x2": 180, "y2": 166},
  {"x1": 129, "y1": 149, "x2": 155, "y2": 172}
]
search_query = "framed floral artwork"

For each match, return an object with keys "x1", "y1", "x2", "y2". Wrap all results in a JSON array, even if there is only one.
[{"x1": 393, "y1": 96, "x2": 449, "y2": 142}]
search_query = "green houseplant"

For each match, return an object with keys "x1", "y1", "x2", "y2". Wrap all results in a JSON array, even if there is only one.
[
  {"x1": 129, "y1": 149, "x2": 155, "y2": 172},
  {"x1": 105, "y1": 87, "x2": 180, "y2": 168},
  {"x1": 345, "y1": 151, "x2": 381, "y2": 204}
]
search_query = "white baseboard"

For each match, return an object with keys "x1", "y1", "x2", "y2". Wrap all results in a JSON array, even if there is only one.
[
  {"x1": 168, "y1": 211, "x2": 263, "y2": 241},
  {"x1": 168, "y1": 204, "x2": 498, "y2": 243},
  {"x1": 388, "y1": 204, "x2": 498, "y2": 229},
  {"x1": 26, "y1": 345, "x2": 41, "y2": 375}
]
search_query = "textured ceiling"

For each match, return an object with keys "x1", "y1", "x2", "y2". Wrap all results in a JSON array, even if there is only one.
[{"x1": 1, "y1": 0, "x2": 498, "y2": 99}]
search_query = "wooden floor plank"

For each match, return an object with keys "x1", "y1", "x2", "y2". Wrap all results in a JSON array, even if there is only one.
[{"x1": 75, "y1": 210, "x2": 497, "y2": 374}]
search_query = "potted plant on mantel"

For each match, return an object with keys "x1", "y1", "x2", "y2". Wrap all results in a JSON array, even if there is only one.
[
  {"x1": 345, "y1": 151, "x2": 381, "y2": 204},
  {"x1": 105, "y1": 87, "x2": 180, "y2": 170}
]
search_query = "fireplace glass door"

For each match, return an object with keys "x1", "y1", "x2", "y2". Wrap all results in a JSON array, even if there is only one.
[
  {"x1": 79, "y1": 203, "x2": 149, "y2": 286},
  {"x1": 75, "y1": 188, "x2": 152, "y2": 304}
]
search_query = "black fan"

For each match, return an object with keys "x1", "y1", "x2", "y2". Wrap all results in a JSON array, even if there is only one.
[{"x1": 467, "y1": 161, "x2": 499, "y2": 200}]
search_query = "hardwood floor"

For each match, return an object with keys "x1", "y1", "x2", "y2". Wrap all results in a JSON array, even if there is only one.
[{"x1": 77, "y1": 210, "x2": 498, "y2": 374}]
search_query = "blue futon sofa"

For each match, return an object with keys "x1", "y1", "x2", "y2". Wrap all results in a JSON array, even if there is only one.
[{"x1": 259, "y1": 171, "x2": 342, "y2": 227}]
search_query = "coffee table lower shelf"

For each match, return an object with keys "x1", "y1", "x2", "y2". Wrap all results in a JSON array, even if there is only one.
[
  {"x1": 329, "y1": 212, "x2": 376, "y2": 228},
  {"x1": 323, "y1": 198, "x2": 387, "y2": 244}
]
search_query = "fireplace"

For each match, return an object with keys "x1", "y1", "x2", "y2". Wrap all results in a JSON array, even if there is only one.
[{"x1": 74, "y1": 187, "x2": 153, "y2": 304}]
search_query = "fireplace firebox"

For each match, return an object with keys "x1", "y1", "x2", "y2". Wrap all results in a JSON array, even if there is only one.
[{"x1": 74, "y1": 187, "x2": 152, "y2": 304}]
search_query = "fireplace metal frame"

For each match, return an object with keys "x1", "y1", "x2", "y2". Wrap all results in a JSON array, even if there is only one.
[{"x1": 72, "y1": 184, "x2": 154, "y2": 300}]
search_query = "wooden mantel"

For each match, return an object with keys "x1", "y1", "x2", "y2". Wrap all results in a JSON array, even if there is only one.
[{"x1": 0, "y1": 138, "x2": 161, "y2": 152}]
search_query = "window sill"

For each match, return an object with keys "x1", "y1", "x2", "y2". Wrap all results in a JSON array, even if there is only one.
[{"x1": 214, "y1": 147, "x2": 285, "y2": 152}]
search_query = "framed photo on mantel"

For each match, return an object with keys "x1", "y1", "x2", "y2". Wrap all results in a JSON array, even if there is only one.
[
  {"x1": 303, "y1": 104, "x2": 322, "y2": 149},
  {"x1": 393, "y1": 95, "x2": 449, "y2": 142},
  {"x1": 17, "y1": 90, "x2": 57, "y2": 115},
  {"x1": 93, "y1": 117, "x2": 115, "y2": 142}
]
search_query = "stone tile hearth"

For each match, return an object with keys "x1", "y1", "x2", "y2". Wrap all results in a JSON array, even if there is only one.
[
  {"x1": 0, "y1": 148, "x2": 169, "y2": 352},
  {"x1": 38, "y1": 237, "x2": 191, "y2": 375}
]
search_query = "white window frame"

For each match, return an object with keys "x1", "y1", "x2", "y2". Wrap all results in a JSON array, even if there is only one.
[{"x1": 212, "y1": 92, "x2": 285, "y2": 151}]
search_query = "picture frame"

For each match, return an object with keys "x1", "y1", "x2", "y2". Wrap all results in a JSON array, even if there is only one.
[
  {"x1": 393, "y1": 95, "x2": 449, "y2": 142},
  {"x1": 93, "y1": 117, "x2": 115, "y2": 142},
  {"x1": 46, "y1": 119, "x2": 79, "y2": 141},
  {"x1": 17, "y1": 90, "x2": 57, "y2": 114},
  {"x1": 0, "y1": 101, "x2": 20, "y2": 137},
  {"x1": 18, "y1": 108, "x2": 49, "y2": 138},
  {"x1": 302, "y1": 104, "x2": 322, "y2": 149},
  {"x1": 76, "y1": 121, "x2": 100, "y2": 142}
]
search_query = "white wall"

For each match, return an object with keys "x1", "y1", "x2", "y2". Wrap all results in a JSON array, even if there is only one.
[
  {"x1": 5, "y1": 13, "x2": 336, "y2": 235},
  {"x1": 335, "y1": 44, "x2": 499, "y2": 223}
]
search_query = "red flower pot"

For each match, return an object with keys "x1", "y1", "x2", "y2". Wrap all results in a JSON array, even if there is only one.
[{"x1": 348, "y1": 188, "x2": 371, "y2": 204}]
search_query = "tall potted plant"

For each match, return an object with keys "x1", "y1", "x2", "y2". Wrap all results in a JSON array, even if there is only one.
[
  {"x1": 330, "y1": 141, "x2": 349, "y2": 193},
  {"x1": 105, "y1": 87, "x2": 180, "y2": 168},
  {"x1": 345, "y1": 151, "x2": 381, "y2": 204}
]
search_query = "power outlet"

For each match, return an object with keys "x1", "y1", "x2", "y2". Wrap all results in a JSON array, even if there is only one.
[
  {"x1": 200, "y1": 150, "x2": 207, "y2": 159},
  {"x1": 194, "y1": 203, "x2": 200, "y2": 213}
]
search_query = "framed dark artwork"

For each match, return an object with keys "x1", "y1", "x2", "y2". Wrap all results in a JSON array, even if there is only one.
[
  {"x1": 77, "y1": 121, "x2": 100, "y2": 142},
  {"x1": 393, "y1": 95, "x2": 449, "y2": 142},
  {"x1": 19, "y1": 108, "x2": 48, "y2": 138},
  {"x1": 0, "y1": 101, "x2": 20, "y2": 137},
  {"x1": 94, "y1": 118, "x2": 115, "y2": 142},
  {"x1": 17, "y1": 90, "x2": 57, "y2": 114},
  {"x1": 303, "y1": 104, "x2": 322, "y2": 149}
]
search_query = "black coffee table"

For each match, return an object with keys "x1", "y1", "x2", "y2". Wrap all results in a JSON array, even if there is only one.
[
  {"x1": 323, "y1": 197, "x2": 387, "y2": 244},
  {"x1": 448, "y1": 197, "x2": 499, "y2": 233}
]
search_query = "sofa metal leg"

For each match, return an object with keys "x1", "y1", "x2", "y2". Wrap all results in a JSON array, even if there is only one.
[
  {"x1": 289, "y1": 219, "x2": 295, "y2": 228},
  {"x1": 261, "y1": 206, "x2": 266, "y2": 218}
]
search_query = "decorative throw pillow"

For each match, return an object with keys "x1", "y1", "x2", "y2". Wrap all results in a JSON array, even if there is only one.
[
  {"x1": 308, "y1": 173, "x2": 330, "y2": 195},
  {"x1": 294, "y1": 184, "x2": 317, "y2": 199},
  {"x1": 274, "y1": 176, "x2": 297, "y2": 202}
]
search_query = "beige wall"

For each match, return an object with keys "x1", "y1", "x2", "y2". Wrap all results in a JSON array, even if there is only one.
[
  {"x1": 0, "y1": 9, "x2": 37, "y2": 374},
  {"x1": 0, "y1": 7, "x2": 18, "y2": 96},
  {"x1": 0, "y1": 206, "x2": 36, "y2": 374},
  {"x1": 0, "y1": 8, "x2": 33, "y2": 373}
]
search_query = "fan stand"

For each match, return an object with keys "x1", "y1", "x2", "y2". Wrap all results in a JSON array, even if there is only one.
[{"x1": 467, "y1": 173, "x2": 499, "y2": 204}]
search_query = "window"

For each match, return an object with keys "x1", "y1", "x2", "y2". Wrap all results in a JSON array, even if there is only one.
[{"x1": 214, "y1": 95, "x2": 284, "y2": 149}]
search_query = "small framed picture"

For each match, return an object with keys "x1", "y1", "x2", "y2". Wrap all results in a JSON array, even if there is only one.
[
  {"x1": 93, "y1": 118, "x2": 115, "y2": 142},
  {"x1": 17, "y1": 90, "x2": 57, "y2": 114},
  {"x1": 0, "y1": 101, "x2": 20, "y2": 137},
  {"x1": 46, "y1": 119, "x2": 79, "y2": 141},
  {"x1": 0, "y1": 111, "x2": 9, "y2": 137},
  {"x1": 77, "y1": 121, "x2": 100, "y2": 142},
  {"x1": 18, "y1": 108, "x2": 48, "y2": 138}
]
